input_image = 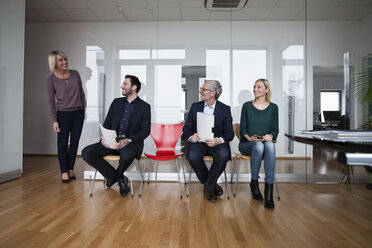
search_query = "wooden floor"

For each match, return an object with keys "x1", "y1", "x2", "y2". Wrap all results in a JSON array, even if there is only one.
[{"x1": 0, "y1": 157, "x2": 372, "y2": 248}]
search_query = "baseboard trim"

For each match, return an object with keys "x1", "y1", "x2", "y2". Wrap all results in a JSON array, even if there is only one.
[
  {"x1": 24, "y1": 154, "x2": 309, "y2": 160},
  {"x1": 0, "y1": 170, "x2": 22, "y2": 183},
  {"x1": 83, "y1": 171, "x2": 369, "y2": 184}
]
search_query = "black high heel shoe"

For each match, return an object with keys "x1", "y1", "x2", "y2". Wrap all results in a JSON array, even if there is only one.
[
  {"x1": 69, "y1": 175, "x2": 77, "y2": 180},
  {"x1": 62, "y1": 178, "x2": 70, "y2": 183},
  {"x1": 62, "y1": 173, "x2": 70, "y2": 183}
]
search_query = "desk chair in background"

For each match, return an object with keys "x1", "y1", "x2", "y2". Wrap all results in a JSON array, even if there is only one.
[
  {"x1": 232, "y1": 123, "x2": 280, "y2": 200},
  {"x1": 140, "y1": 123, "x2": 184, "y2": 198}
]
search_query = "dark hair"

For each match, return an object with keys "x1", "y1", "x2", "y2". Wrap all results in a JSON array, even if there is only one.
[{"x1": 125, "y1": 75, "x2": 141, "y2": 93}]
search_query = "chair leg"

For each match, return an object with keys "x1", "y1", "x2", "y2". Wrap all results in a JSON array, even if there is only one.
[
  {"x1": 275, "y1": 177, "x2": 280, "y2": 200},
  {"x1": 155, "y1": 161, "x2": 159, "y2": 183},
  {"x1": 231, "y1": 157, "x2": 236, "y2": 184},
  {"x1": 90, "y1": 169, "x2": 98, "y2": 197},
  {"x1": 147, "y1": 159, "x2": 152, "y2": 184},
  {"x1": 224, "y1": 169, "x2": 230, "y2": 199},
  {"x1": 129, "y1": 163, "x2": 134, "y2": 197},
  {"x1": 234, "y1": 158, "x2": 242, "y2": 197},
  {"x1": 175, "y1": 158, "x2": 183, "y2": 199},
  {"x1": 187, "y1": 164, "x2": 192, "y2": 197},
  {"x1": 138, "y1": 159, "x2": 144, "y2": 181},
  {"x1": 181, "y1": 157, "x2": 187, "y2": 185},
  {"x1": 139, "y1": 158, "x2": 147, "y2": 197}
]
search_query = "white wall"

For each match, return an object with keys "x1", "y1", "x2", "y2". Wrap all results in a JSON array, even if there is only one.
[
  {"x1": 23, "y1": 18, "x2": 371, "y2": 159},
  {"x1": 23, "y1": 23, "x2": 86, "y2": 154},
  {"x1": 0, "y1": 0, "x2": 24, "y2": 182}
]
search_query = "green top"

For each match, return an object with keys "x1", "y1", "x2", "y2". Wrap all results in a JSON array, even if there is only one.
[{"x1": 240, "y1": 101, "x2": 279, "y2": 142}]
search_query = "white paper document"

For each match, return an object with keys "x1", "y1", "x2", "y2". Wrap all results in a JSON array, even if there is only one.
[
  {"x1": 197, "y1": 112, "x2": 214, "y2": 142},
  {"x1": 99, "y1": 124, "x2": 117, "y2": 149}
]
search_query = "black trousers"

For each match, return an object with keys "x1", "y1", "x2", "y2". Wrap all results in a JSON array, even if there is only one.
[
  {"x1": 82, "y1": 142, "x2": 137, "y2": 182},
  {"x1": 186, "y1": 142, "x2": 230, "y2": 191},
  {"x1": 56, "y1": 109, "x2": 84, "y2": 173}
]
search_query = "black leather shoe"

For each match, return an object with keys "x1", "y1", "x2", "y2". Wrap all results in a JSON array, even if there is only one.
[
  {"x1": 106, "y1": 177, "x2": 118, "y2": 187},
  {"x1": 264, "y1": 183, "x2": 274, "y2": 210},
  {"x1": 203, "y1": 185, "x2": 217, "y2": 202},
  {"x1": 250, "y1": 179, "x2": 264, "y2": 201},
  {"x1": 118, "y1": 176, "x2": 130, "y2": 197},
  {"x1": 214, "y1": 184, "x2": 223, "y2": 196}
]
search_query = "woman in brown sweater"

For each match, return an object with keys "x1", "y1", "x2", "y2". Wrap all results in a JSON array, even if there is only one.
[{"x1": 46, "y1": 50, "x2": 85, "y2": 183}]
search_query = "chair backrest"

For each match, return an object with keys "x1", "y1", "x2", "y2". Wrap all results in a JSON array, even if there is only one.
[
  {"x1": 233, "y1": 123, "x2": 241, "y2": 140},
  {"x1": 150, "y1": 123, "x2": 184, "y2": 152}
]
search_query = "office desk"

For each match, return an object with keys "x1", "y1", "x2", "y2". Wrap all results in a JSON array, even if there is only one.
[
  {"x1": 285, "y1": 130, "x2": 372, "y2": 154},
  {"x1": 286, "y1": 130, "x2": 372, "y2": 189}
]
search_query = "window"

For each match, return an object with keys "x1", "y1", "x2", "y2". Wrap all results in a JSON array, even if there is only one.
[{"x1": 320, "y1": 91, "x2": 341, "y2": 122}]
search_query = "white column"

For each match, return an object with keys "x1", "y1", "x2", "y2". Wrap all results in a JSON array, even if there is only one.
[{"x1": 0, "y1": 0, "x2": 25, "y2": 182}]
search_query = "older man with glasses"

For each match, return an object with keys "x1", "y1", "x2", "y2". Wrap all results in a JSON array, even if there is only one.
[{"x1": 183, "y1": 79, "x2": 234, "y2": 202}]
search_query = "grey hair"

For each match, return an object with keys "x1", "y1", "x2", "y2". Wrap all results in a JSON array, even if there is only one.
[{"x1": 205, "y1": 79, "x2": 222, "y2": 100}]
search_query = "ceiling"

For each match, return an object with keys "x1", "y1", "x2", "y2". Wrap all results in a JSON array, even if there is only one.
[{"x1": 26, "y1": 0, "x2": 372, "y2": 22}]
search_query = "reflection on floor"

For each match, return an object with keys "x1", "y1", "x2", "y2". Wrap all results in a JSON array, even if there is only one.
[
  {"x1": 1, "y1": 156, "x2": 371, "y2": 247},
  {"x1": 310, "y1": 146, "x2": 367, "y2": 174}
]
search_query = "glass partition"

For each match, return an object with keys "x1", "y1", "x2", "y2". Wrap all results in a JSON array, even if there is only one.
[{"x1": 82, "y1": 0, "x2": 371, "y2": 183}]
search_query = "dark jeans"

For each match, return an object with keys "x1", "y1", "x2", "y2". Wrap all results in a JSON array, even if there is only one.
[
  {"x1": 56, "y1": 109, "x2": 84, "y2": 173},
  {"x1": 82, "y1": 142, "x2": 137, "y2": 182},
  {"x1": 186, "y1": 142, "x2": 230, "y2": 191}
]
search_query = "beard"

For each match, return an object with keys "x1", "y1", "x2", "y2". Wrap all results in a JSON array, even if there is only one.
[{"x1": 122, "y1": 88, "x2": 132, "y2": 96}]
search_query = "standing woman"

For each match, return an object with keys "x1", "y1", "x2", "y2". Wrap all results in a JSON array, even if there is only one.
[
  {"x1": 239, "y1": 79, "x2": 279, "y2": 209},
  {"x1": 46, "y1": 50, "x2": 86, "y2": 183}
]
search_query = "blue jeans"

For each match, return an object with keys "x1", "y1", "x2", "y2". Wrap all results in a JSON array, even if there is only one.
[{"x1": 238, "y1": 141, "x2": 276, "y2": 184}]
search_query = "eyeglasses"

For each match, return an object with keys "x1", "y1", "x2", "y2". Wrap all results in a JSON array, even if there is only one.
[{"x1": 200, "y1": 87, "x2": 211, "y2": 92}]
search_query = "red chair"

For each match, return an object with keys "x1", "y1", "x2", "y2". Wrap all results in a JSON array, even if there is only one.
[{"x1": 139, "y1": 123, "x2": 184, "y2": 198}]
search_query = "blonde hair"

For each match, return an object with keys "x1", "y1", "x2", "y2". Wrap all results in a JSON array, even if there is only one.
[
  {"x1": 48, "y1": 50, "x2": 67, "y2": 73},
  {"x1": 255, "y1": 78, "x2": 272, "y2": 102}
]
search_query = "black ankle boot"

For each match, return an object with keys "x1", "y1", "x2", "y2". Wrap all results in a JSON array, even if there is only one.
[
  {"x1": 250, "y1": 179, "x2": 263, "y2": 201},
  {"x1": 264, "y1": 183, "x2": 274, "y2": 210}
]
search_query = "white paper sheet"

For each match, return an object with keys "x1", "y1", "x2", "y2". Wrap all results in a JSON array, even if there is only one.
[
  {"x1": 99, "y1": 124, "x2": 117, "y2": 149},
  {"x1": 197, "y1": 112, "x2": 214, "y2": 142}
]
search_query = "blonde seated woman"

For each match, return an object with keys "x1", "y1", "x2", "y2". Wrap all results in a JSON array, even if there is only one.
[{"x1": 238, "y1": 79, "x2": 279, "y2": 210}]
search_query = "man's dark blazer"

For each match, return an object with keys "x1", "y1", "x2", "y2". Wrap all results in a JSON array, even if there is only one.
[
  {"x1": 103, "y1": 96, "x2": 151, "y2": 160},
  {"x1": 183, "y1": 100, "x2": 234, "y2": 157}
]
